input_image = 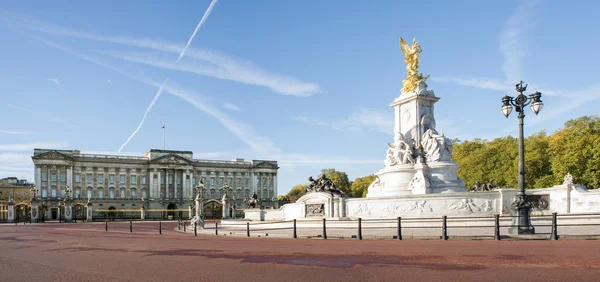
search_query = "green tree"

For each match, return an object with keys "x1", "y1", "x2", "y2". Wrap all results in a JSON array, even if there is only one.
[
  {"x1": 524, "y1": 131, "x2": 554, "y2": 188},
  {"x1": 286, "y1": 184, "x2": 306, "y2": 202},
  {"x1": 549, "y1": 115, "x2": 600, "y2": 189},
  {"x1": 350, "y1": 175, "x2": 376, "y2": 198},
  {"x1": 320, "y1": 168, "x2": 352, "y2": 195}
]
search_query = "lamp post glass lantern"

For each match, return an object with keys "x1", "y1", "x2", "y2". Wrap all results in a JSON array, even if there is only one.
[{"x1": 501, "y1": 81, "x2": 543, "y2": 235}]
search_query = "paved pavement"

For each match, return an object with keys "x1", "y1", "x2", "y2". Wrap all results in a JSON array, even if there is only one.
[{"x1": 1, "y1": 221, "x2": 600, "y2": 282}]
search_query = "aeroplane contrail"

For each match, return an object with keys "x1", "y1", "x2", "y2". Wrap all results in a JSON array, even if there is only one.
[
  {"x1": 118, "y1": 0, "x2": 218, "y2": 152},
  {"x1": 117, "y1": 78, "x2": 169, "y2": 152},
  {"x1": 176, "y1": 0, "x2": 219, "y2": 63}
]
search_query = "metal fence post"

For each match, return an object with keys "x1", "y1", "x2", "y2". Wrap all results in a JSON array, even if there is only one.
[
  {"x1": 184, "y1": 221, "x2": 187, "y2": 232},
  {"x1": 442, "y1": 216, "x2": 448, "y2": 240},
  {"x1": 397, "y1": 217, "x2": 402, "y2": 240},
  {"x1": 293, "y1": 219, "x2": 297, "y2": 239},
  {"x1": 159, "y1": 222, "x2": 162, "y2": 235},
  {"x1": 105, "y1": 221, "x2": 108, "y2": 232},
  {"x1": 551, "y1": 212, "x2": 558, "y2": 240},
  {"x1": 215, "y1": 222, "x2": 218, "y2": 236},
  {"x1": 194, "y1": 222, "x2": 197, "y2": 237},
  {"x1": 129, "y1": 220, "x2": 132, "y2": 233},
  {"x1": 178, "y1": 220, "x2": 181, "y2": 230},
  {"x1": 322, "y1": 218, "x2": 327, "y2": 240},
  {"x1": 358, "y1": 218, "x2": 362, "y2": 240},
  {"x1": 494, "y1": 214, "x2": 501, "y2": 241},
  {"x1": 247, "y1": 222, "x2": 250, "y2": 237}
]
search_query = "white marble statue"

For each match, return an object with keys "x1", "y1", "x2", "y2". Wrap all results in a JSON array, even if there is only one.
[
  {"x1": 409, "y1": 170, "x2": 431, "y2": 193},
  {"x1": 421, "y1": 129, "x2": 453, "y2": 162},
  {"x1": 563, "y1": 173, "x2": 574, "y2": 188},
  {"x1": 384, "y1": 133, "x2": 415, "y2": 167}
]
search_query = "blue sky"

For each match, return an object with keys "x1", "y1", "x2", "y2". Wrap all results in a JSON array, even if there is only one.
[{"x1": 1, "y1": 0, "x2": 599, "y2": 195}]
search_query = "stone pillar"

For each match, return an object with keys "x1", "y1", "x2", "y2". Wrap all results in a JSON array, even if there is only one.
[
  {"x1": 188, "y1": 170, "x2": 194, "y2": 199},
  {"x1": 57, "y1": 167, "x2": 61, "y2": 194},
  {"x1": 7, "y1": 199, "x2": 14, "y2": 223},
  {"x1": 222, "y1": 196, "x2": 230, "y2": 219},
  {"x1": 35, "y1": 166, "x2": 41, "y2": 192},
  {"x1": 157, "y1": 170, "x2": 162, "y2": 198},
  {"x1": 149, "y1": 170, "x2": 154, "y2": 198},
  {"x1": 188, "y1": 205, "x2": 192, "y2": 219},
  {"x1": 165, "y1": 170, "x2": 170, "y2": 199},
  {"x1": 67, "y1": 166, "x2": 73, "y2": 192},
  {"x1": 273, "y1": 174, "x2": 278, "y2": 200},
  {"x1": 86, "y1": 202, "x2": 93, "y2": 222},
  {"x1": 174, "y1": 170, "x2": 179, "y2": 199},
  {"x1": 140, "y1": 207, "x2": 145, "y2": 220},
  {"x1": 30, "y1": 199, "x2": 39, "y2": 222},
  {"x1": 182, "y1": 170, "x2": 187, "y2": 199},
  {"x1": 64, "y1": 200, "x2": 73, "y2": 223}
]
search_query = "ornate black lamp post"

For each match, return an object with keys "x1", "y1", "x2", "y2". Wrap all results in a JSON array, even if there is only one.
[{"x1": 501, "y1": 81, "x2": 544, "y2": 235}]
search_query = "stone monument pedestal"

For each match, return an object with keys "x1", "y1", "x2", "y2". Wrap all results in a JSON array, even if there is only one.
[
  {"x1": 7, "y1": 200, "x2": 14, "y2": 223},
  {"x1": 30, "y1": 199, "x2": 39, "y2": 222},
  {"x1": 86, "y1": 202, "x2": 93, "y2": 222},
  {"x1": 63, "y1": 201, "x2": 73, "y2": 223}
]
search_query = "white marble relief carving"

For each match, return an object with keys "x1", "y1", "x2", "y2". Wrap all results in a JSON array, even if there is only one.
[
  {"x1": 448, "y1": 199, "x2": 481, "y2": 213},
  {"x1": 351, "y1": 204, "x2": 372, "y2": 216},
  {"x1": 409, "y1": 170, "x2": 431, "y2": 192},
  {"x1": 398, "y1": 200, "x2": 433, "y2": 213},
  {"x1": 481, "y1": 200, "x2": 494, "y2": 212}
]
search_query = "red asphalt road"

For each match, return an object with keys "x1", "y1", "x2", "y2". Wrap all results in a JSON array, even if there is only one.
[{"x1": 1, "y1": 222, "x2": 599, "y2": 282}]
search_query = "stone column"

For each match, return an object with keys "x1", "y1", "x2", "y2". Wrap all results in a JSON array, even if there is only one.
[
  {"x1": 140, "y1": 207, "x2": 145, "y2": 220},
  {"x1": 149, "y1": 170, "x2": 154, "y2": 198},
  {"x1": 188, "y1": 170, "x2": 194, "y2": 199},
  {"x1": 165, "y1": 170, "x2": 170, "y2": 199},
  {"x1": 67, "y1": 166, "x2": 73, "y2": 191},
  {"x1": 273, "y1": 174, "x2": 278, "y2": 199},
  {"x1": 86, "y1": 201, "x2": 93, "y2": 222},
  {"x1": 35, "y1": 166, "x2": 41, "y2": 191},
  {"x1": 57, "y1": 167, "x2": 61, "y2": 194},
  {"x1": 157, "y1": 170, "x2": 163, "y2": 198},
  {"x1": 188, "y1": 205, "x2": 192, "y2": 219}
]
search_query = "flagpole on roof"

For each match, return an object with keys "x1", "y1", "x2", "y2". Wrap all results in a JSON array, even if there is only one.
[{"x1": 162, "y1": 125, "x2": 166, "y2": 150}]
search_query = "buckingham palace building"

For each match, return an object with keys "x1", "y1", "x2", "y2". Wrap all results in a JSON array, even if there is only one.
[{"x1": 31, "y1": 148, "x2": 279, "y2": 220}]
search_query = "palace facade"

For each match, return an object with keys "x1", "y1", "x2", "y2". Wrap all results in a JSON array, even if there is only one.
[{"x1": 31, "y1": 148, "x2": 279, "y2": 220}]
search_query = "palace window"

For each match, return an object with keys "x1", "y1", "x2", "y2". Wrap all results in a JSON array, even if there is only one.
[
  {"x1": 120, "y1": 190, "x2": 125, "y2": 198},
  {"x1": 192, "y1": 178, "x2": 196, "y2": 186},
  {"x1": 210, "y1": 189, "x2": 215, "y2": 198},
  {"x1": 60, "y1": 174, "x2": 66, "y2": 182},
  {"x1": 51, "y1": 189, "x2": 57, "y2": 197},
  {"x1": 87, "y1": 174, "x2": 92, "y2": 183},
  {"x1": 177, "y1": 177, "x2": 181, "y2": 185},
  {"x1": 109, "y1": 190, "x2": 115, "y2": 199},
  {"x1": 109, "y1": 175, "x2": 115, "y2": 184},
  {"x1": 98, "y1": 175, "x2": 104, "y2": 184},
  {"x1": 87, "y1": 190, "x2": 92, "y2": 199},
  {"x1": 131, "y1": 175, "x2": 137, "y2": 184},
  {"x1": 42, "y1": 189, "x2": 48, "y2": 198},
  {"x1": 99, "y1": 190, "x2": 104, "y2": 199},
  {"x1": 245, "y1": 179, "x2": 249, "y2": 185},
  {"x1": 120, "y1": 175, "x2": 125, "y2": 184},
  {"x1": 219, "y1": 178, "x2": 223, "y2": 184},
  {"x1": 51, "y1": 173, "x2": 57, "y2": 182},
  {"x1": 131, "y1": 190, "x2": 136, "y2": 199},
  {"x1": 142, "y1": 190, "x2": 147, "y2": 198},
  {"x1": 141, "y1": 176, "x2": 146, "y2": 185},
  {"x1": 75, "y1": 189, "x2": 81, "y2": 199},
  {"x1": 75, "y1": 174, "x2": 81, "y2": 183},
  {"x1": 168, "y1": 175, "x2": 173, "y2": 185},
  {"x1": 211, "y1": 178, "x2": 215, "y2": 185},
  {"x1": 42, "y1": 172, "x2": 47, "y2": 181},
  {"x1": 228, "y1": 178, "x2": 232, "y2": 185},
  {"x1": 237, "y1": 179, "x2": 240, "y2": 185}
]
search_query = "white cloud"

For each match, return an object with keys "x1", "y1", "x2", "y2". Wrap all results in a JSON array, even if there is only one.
[
  {"x1": 2, "y1": 14, "x2": 322, "y2": 97},
  {"x1": 431, "y1": 77, "x2": 511, "y2": 92},
  {"x1": 117, "y1": 78, "x2": 169, "y2": 152},
  {"x1": 176, "y1": 0, "x2": 219, "y2": 63},
  {"x1": 0, "y1": 141, "x2": 69, "y2": 152},
  {"x1": 291, "y1": 108, "x2": 393, "y2": 134},
  {"x1": 0, "y1": 130, "x2": 34, "y2": 135},
  {"x1": 46, "y1": 78, "x2": 61, "y2": 88},
  {"x1": 8, "y1": 103, "x2": 79, "y2": 128},
  {"x1": 222, "y1": 103, "x2": 241, "y2": 112},
  {"x1": 99, "y1": 50, "x2": 322, "y2": 97}
]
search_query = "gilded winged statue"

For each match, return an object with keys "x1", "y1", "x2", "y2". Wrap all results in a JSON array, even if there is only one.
[{"x1": 399, "y1": 37, "x2": 430, "y2": 93}]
